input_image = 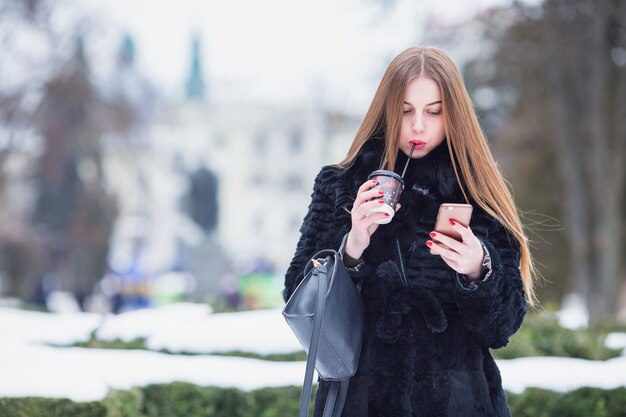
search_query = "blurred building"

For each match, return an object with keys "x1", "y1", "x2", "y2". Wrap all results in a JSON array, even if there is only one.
[
  {"x1": 104, "y1": 34, "x2": 357, "y2": 307},
  {"x1": 154, "y1": 49, "x2": 355, "y2": 274},
  {"x1": 167, "y1": 102, "x2": 329, "y2": 266}
]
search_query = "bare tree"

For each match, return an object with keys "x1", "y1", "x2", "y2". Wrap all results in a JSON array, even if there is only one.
[
  {"x1": 465, "y1": 0, "x2": 626, "y2": 320},
  {"x1": 0, "y1": 1, "x2": 135, "y2": 306},
  {"x1": 543, "y1": 0, "x2": 625, "y2": 320}
]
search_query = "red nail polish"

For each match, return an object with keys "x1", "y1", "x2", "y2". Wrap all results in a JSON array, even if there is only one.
[
  {"x1": 449, "y1": 220, "x2": 456, "y2": 226},
  {"x1": 426, "y1": 241, "x2": 433, "y2": 247},
  {"x1": 379, "y1": 200, "x2": 385, "y2": 204},
  {"x1": 378, "y1": 191, "x2": 384, "y2": 195},
  {"x1": 384, "y1": 213, "x2": 390, "y2": 217},
  {"x1": 429, "y1": 232, "x2": 436, "y2": 238}
]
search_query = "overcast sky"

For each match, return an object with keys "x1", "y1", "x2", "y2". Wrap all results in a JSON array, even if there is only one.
[{"x1": 49, "y1": 0, "x2": 541, "y2": 112}]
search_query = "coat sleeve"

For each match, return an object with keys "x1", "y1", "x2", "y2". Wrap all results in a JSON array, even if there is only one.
[
  {"x1": 453, "y1": 215, "x2": 527, "y2": 349},
  {"x1": 282, "y1": 166, "x2": 354, "y2": 303}
]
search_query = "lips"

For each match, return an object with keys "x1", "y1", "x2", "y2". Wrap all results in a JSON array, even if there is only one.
[{"x1": 409, "y1": 140, "x2": 426, "y2": 150}]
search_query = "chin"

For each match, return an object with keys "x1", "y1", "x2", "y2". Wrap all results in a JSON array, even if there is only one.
[{"x1": 409, "y1": 147, "x2": 429, "y2": 157}]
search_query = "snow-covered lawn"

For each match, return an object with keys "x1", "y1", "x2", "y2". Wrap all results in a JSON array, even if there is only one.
[
  {"x1": 1, "y1": 304, "x2": 625, "y2": 402},
  {"x1": 96, "y1": 304, "x2": 301, "y2": 354},
  {"x1": 0, "y1": 342, "x2": 306, "y2": 402}
]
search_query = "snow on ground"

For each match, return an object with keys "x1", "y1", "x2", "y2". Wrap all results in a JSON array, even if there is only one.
[
  {"x1": 605, "y1": 332, "x2": 626, "y2": 353},
  {"x1": 0, "y1": 307, "x2": 101, "y2": 346},
  {"x1": 556, "y1": 293, "x2": 589, "y2": 329},
  {"x1": 1, "y1": 304, "x2": 626, "y2": 402},
  {"x1": 96, "y1": 304, "x2": 301, "y2": 354},
  {"x1": 0, "y1": 342, "x2": 307, "y2": 401},
  {"x1": 96, "y1": 303, "x2": 213, "y2": 343},
  {"x1": 501, "y1": 356, "x2": 626, "y2": 394}
]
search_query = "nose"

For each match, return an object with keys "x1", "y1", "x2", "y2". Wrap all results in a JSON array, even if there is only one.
[{"x1": 412, "y1": 114, "x2": 425, "y2": 133}]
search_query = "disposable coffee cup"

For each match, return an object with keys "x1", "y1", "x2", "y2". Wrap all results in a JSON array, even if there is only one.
[{"x1": 367, "y1": 170, "x2": 404, "y2": 224}]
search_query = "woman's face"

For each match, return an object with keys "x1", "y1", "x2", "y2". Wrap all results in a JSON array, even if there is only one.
[{"x1": 398, "y1": 76, "x2": 445, "y2": 158}]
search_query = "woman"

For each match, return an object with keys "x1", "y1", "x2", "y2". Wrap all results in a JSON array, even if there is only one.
[{"x1": 283, "y1": 46, "x2": 536, "y2": 417}]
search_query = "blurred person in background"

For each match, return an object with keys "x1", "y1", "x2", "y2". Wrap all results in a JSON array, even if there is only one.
[{"x1": 284, "y1": 46, "x2": 536, "y2": 417}]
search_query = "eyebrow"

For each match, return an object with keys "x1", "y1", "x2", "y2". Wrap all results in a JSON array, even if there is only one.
[{"x1": 404, "y1": 100, "x2": 442, "y2": 106}]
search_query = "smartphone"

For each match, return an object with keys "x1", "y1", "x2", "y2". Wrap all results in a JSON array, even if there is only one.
[{"x1": 434, "y1": 203, "x2": 473, "y2": 241}]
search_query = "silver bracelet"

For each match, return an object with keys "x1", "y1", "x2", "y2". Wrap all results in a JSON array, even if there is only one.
[{"x1": 480, "y1": 241, "x2": 493, "y2": 282}]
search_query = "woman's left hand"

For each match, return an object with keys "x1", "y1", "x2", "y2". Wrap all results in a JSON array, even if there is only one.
[{"x1": 426, "y1": 221, "x2": 483, "y2": 281}]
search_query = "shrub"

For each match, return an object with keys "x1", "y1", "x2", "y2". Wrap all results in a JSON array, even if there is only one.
[
  {"x1": 252, "y1": 386, "x2": 308, "y2": 417},
  {"x1": 71, "y1": 313, "x2": 626, "y2": 361},
  {"x1": 1, "y1": 385, "x2": 625, "y2": 417},
  {"x1": 74, "y1": 337, "x2": 148, "y2": 351},
  {"x1": 507, "y1": 387, "x2": 626, "y2": 417},
  {"x1": 494, "y1": 314, "x2": 625, "y2": 360},
  {"x1": 103, "y1": 388, "x2": 144, "y2": 417},
  {"x1": 141, "y1": 383, "x2": 218, "y2": 417},
  {"x1": 507, "y1": 388, "x2": 561, "y2": 417},
  {"x1": 554, "y1": 387, "x2": 626, "y2": 417},
  {"x1": 0, "y1": 397, "x2": 106, "y2": 417},
  {"x1": 210, "y1": 350, "x2": 307, "y2": 362}
]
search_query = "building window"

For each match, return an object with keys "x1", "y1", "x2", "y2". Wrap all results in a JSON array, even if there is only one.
[
  {"x1": 254, "y1": 134, "x2": 267, "y2": 154},
  {"x1": 285, "y1": 174, "x2": 302, "y2": 191},
  {"x1": 289, "y1": 130, "x2": 302, "y2": 153},
  {"x1": 251, "y1": 173, "x2": 265, "y2": 186},
  {"x1": 252, "y1": 215, "x2": 263, "y2": 234},
  {"x1": 214, "y1": 133, "x2": 226, "y2": 149}
]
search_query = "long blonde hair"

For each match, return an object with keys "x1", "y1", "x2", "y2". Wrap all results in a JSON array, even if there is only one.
[{"x1": 338, "y1": 46, "x2": 537, "y2": 305}]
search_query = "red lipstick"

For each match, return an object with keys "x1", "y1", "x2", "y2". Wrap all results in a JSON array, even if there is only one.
[{"x1": 409, "y1": 140, "x2": 426, "y2": 150}]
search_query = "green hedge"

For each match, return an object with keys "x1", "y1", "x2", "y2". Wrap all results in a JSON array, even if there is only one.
[
  {"x1": 507, "y1": 387, "x2": 626, "y2": 417},
  {"x1": 1, "y1": 383, "x2": 625, "y2": 417},
  {"x1": 70, "y1": 314, "x2": 626, "y2": 362},
  {"x1": 104, "y1": 389, "x2": 144, "y2": 417},
  {"x1": 493, "y1": 314, "x2": 626, "y2": 360},
  {"x1": 0, "y1": 397, "x2": 107, "y2": 417}
]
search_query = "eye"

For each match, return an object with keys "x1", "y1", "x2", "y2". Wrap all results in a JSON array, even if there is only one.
[
  {"x1": 427, "y1": 110, "x2": 442, "y2": 115},
  {"x1": 403, "y1": 109, "x2": 413, "y2": 114}
]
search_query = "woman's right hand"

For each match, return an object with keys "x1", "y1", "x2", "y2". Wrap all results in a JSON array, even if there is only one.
[{"x1": 345, "y1": 179, "x2": 401, "y2": 260}]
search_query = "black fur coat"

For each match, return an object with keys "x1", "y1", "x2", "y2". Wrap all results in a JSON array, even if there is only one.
[{"x1": 283, "y1": 138, "x2": 527, "y2": 417}]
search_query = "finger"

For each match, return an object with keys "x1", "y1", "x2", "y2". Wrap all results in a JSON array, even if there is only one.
[
  {"x1": 439, "y1": 251, "x2": 461, "y2": 267},
  {"x1": 426, "y1": 240, "x2": 441, "y2": 255},
  {"x1": 355, "y1": 199, "x2": 387, "y2": 218},
  {"x1": 356, "y1": 211, "x2": 390, "y2": 231},
  {"x1": 355, "y1": 187, "x2": 385, "y2": 207},
  {"x1": 429, "y1": 231, "x2": 463, "y2": 253},
  {"x1": 426, "y1": 240, "x2": 460, "y2": 272},
  {"x1": 427, "y1": 241, "x2": 462, "y2": 263},
  {"x1": 364, "y1": 212, "x2": 391, "y2": 225},
  {"x1": 357, "y1": 179, "x2": 380, "y2": 195},
  {"x1": 449, "y1": 220, "x2": 473, "y2": 242},
  {"x1": 426, "y1": 239, "x2": 442, "y2": 256}
]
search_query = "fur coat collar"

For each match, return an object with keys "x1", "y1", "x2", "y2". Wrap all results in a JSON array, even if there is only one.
[{"x1": 341, "y1": 137, "x2": 466, "y2": 243}]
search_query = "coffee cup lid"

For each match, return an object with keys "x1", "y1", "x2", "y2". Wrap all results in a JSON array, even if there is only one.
[{"x1": 368, "y1": 170, "x2": 404, "y2": 186}]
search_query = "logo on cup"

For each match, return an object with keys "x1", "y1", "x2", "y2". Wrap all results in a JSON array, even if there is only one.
[{"x1": 367, "y1": 170, "x2": 404, "y2": 224}]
